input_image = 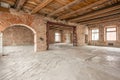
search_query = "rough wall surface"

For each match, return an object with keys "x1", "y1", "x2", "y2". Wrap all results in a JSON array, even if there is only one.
[
  {"x1": 49, "y1": 29, "x2": 73, "y2": 44},
  {"x1": 0, "y1": 9, "x2": 85, "y2": 51},
  {"x1": 49, "y1": 30, "x2": 55, "y2": 44},
  {"x1": 62, "y1": 30, "x2": 73, "y2": 43},
  {"x1": 88, "y1": 22, "x2": 120, "y2": 47},
  {"x1": 76, "y1": 25, "x2": 86, "y2": 46},
  {"x1": 0, "y1": 10, "x2": 47, "y2": 51},
  {"x1": 3, "y1": 26, "x2": 34, "y2": 46}
]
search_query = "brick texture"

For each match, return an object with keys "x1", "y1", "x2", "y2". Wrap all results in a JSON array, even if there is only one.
[
  {"x1": 0, "y1": 11, "x2": 47, "y2": 52},
  {"x1": 88, "y1": 22, "x2": 120, "y2": 47},
  {"x1": 3, "y1": 26, "x2": 34, "y2": 46}
]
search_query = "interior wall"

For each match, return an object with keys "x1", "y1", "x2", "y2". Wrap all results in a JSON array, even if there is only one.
[
  {"x1": 76, "y1": 25, "x2": 87, "y2": 46},
  {"x1": 3, "y1": 26, "x2": 34, "y2": 46},
  {"x1": 88, "y1": 22, "x2": 120, "y2": 47},
  {"x1": 0, "y1": 10, "x2": 80, "y2": 51},
  {"x1": 62, "y1": 30, "x2": 73, "y2": 43},
  {"x1": 49, "y1": 30, "x2": 62, "y2": 44},
  {"x1": 0, "y1": 11, "x2": 47, "y2": 52},
  {"x1": 49, "y1": 30, "x2": 55, "y2": 44},
  {"x1": 49, "y1": 29, "x2": 73, "y2": 44}
]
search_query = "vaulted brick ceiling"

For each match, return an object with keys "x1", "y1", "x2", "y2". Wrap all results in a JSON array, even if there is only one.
[{"x1": 0, "y1": 0, "x2": 120, "y2": 25}]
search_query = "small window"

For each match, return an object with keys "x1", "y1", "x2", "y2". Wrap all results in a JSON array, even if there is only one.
[
  {"x1": 55, "y1": 32, "x2": 61, "y2": 42},
  {"x1": 92, "y1": 29, "x2": 99, "y2": 40},
  {"x1": 106, "y1": 27, "x2": 116, "y2": 41}
]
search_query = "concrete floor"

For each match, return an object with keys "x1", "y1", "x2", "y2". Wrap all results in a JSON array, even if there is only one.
[{"x1": 0, "y1": 44, "x2": 120, "y2": 80}]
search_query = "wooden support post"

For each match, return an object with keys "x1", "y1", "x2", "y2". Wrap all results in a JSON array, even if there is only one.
[{"x1": 73, "y1": 27, "x2": 77, "y2": 46}]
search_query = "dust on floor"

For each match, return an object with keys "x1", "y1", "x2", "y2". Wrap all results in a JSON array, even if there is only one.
[{"x1": 0, "y1": 44, "x2": 120, "y2": 80}]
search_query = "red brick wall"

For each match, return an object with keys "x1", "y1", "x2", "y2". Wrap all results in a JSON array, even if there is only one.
[
  {"x1": 3, "y1": 26, "x2": 34, "y2": 46},
  {"x1": 88, "y1": 22, "x2": 120, "y2": 47},
  {"x1": 49, "y1": 30, "x2": 55, "y2": 44},
  {"x1": 0, "y1": 11, "x2": 47, "y2": 52}
]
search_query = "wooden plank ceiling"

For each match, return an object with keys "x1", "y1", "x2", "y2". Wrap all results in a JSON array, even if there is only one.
[{"x1": 0, "y1": 0, "x2": 120, "y2": 25}]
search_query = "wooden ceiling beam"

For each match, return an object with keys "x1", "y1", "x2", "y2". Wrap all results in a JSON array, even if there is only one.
[
  {"x1": 70, "y1": 3, "x2": 120, "y2": 22},
  {"x1": 31, "y1": 0, "x2": 54, "y2": 14},
  {"x1": 50, "y1": 27, "x2": 73, "y2": 30},
  {"x1": 48, "y1": 0, "x2": 84, "y2": 17},
  {"x1": 0, "y1": 0, "x2": 15, "y2": 6},
  {"x1": 79, "y1": 13, "x2": 120, "y2": 24},
  {"x1": 77, "y1": 9, "x2": 120, "y2": 22},
  {"x1": 58, "y1": 0, "x2": 108, "y2": 20},
  {"x1": 81, "y1": 14, "x2": 120, "y2": 23},
  {"x1": 55, "y1": 0, "x2": 67, "y2": 5},
  {"x1": 0, "y1": 7, "x2": 9, "y2": 12},
  {"x1": 15, "y1": 0, "x2": 27, "y2": 11},
  {"x1": 83, "y1": 18, "x2": 120, "y2": 25}
]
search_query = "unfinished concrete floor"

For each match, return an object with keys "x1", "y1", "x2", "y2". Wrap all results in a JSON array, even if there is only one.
[{"x1": 0, "y1": 44, "x2": 120, "y2": 80}]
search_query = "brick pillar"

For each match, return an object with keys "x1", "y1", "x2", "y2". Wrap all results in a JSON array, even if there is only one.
[
  {"x1": 33, "y1": 20, "x2": 47, "y2": 52},
  {"x1": 99, "y1": 25, "x2": 105, "y2": 45},
  {"x1": 76, "y1": 25, "x2": 86, "y2": 46}
]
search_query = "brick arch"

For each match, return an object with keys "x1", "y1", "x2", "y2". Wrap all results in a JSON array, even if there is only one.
[
  {"x1": 0, "y1": 12, "x2": 47, "y2": 52},
  {"x1": 2, "y1": 24, "x2": 37, "y2": 52},
  {"x1": 4, "y1": 24, "x2": 36, "y2": 34},
  {"x1": 0, "y1": 13, "x2": 34, "y2": 32}
]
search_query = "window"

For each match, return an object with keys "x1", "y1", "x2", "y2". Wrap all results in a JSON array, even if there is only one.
[
  {"x1": 106, "y1": 27, "x2": 116, "y2": 41},
  {"x1": 92, "y1": 29, "x2": 99, "y2": 40},
  {"x1": 55, "y1": 32, "x2": 61, "y2": 42}
]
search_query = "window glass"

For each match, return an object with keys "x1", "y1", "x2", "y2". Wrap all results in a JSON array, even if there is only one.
[
  {"x1": 107, "y1": 28, "x2": 116, "y2": 32},
  {"x1": 106, "y1": 27, "x2": 116, "y2": 41},
  {"x1": 92, "y1": 29, "x2": 99, "y2": 40},
  {"x1": 55, "y1": 32, "x2": 61, "y2": 42}
]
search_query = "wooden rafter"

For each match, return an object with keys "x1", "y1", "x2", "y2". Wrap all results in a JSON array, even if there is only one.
[
  {"x1": 15, "y1": 0, "x2": 26, "y2": 10},
  {"x1": 0, "y1": 7, "x2": 9, "y2": 12},
  {"x1": 79, "y1": 13, "x2": 120, "y2": 24},
  {"x1": 0, "y1": 0, "x2": 15, "y2": 6},
  {"x1": 48, "y1": 0, "x2": 83, "y2": 17},
  {"x1": 55, "y1": 0, "x2": 68, "y2": 5},
  {"x1": 69, "y1": 3, "x2": 120, "y2": 22},
  {"x1": 31, "y1": 0, "x2": 54, "y2": 14},
  {"x1": 83, "y1": 18, "x2": 120, "y2": 25},
  {"x1": 58, "y1": 0, "x2": 108, "y2": 20},
  {"x1": 77, "y1": 9, "x2": 120, "y2": 22},
  {"x1": 49, "y1": 26, "x2": 73, "y2": 30}
]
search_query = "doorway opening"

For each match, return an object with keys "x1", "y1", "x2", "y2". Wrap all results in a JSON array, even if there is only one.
[
  {"x1": 46, "y1": 22, "x2": 77, "y2": 50},
  {"x1": 55, "y1": 32, "x2": 61, "y2": 42}
]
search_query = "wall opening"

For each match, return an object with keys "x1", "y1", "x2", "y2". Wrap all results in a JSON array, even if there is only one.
[
  {"x1": 106, "y1": 27, "x2": 117, "y2": 41},
  {"x1": 47, "y1": 22, "x2": 77, "y2": 50},
  {"x1": 1, "y1": 24, "x2": 37, "y2": 53},
  {"x1": 55, "y1": 32, "x2": 61, "y2": 42}
]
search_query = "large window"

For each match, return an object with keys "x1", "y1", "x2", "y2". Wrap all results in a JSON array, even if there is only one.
[
  {"x1": 55, "y1": 32, "x2": 61, "y2": 42},
  {"x1": 106, "y1": 27, "x2": 116, "y2": 41},
  {"x1": 92, "y1": 29, "x2": 99, "y2": 40}
]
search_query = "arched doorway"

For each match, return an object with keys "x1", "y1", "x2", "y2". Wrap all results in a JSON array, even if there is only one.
[{"x1": 1, "y1": 24, "x2": 36, "y2": 54}]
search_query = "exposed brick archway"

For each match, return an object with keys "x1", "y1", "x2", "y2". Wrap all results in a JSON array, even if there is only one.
[
  {"x1": 0, "y1": 12, "x2": 47, "y2": 52},
  {"x1": 0, "y1": 13, "x2": 34, "y2": 32},
  {"x1": 2, "y1": 24, "x2": 37, "y2": 52}
]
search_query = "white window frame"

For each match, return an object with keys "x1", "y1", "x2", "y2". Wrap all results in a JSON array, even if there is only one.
[
  {"x1": 91, "y1": 29, "x2": 99, "y2": 41},
  {"x1": 106, "y1": 27, "x2": 117, "y2": 41}
]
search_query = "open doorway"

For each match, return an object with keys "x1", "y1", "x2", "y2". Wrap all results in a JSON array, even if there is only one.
[
  {"x1": 1, "y1": 24, "x2": 36, "y2": 55},
  {"x1": 55, "y1": 32, "x2": 61, "y2": 42},
  {"x1": 47, "y1": 22, "x2": 77, "y2": 50}
]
